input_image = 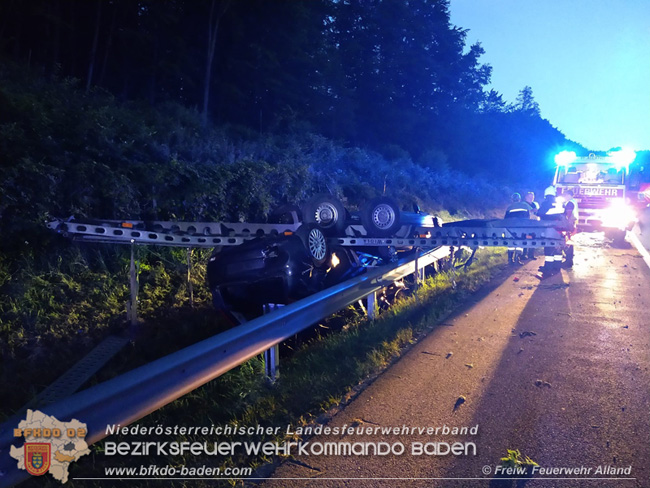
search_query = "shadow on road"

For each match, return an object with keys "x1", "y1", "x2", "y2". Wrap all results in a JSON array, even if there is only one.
[{"x1": 436, "y1": 240, "x2": 650, "y2": 487}]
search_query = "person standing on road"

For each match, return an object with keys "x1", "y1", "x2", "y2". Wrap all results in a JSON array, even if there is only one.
[
  {"x1": 537, "y1": 186, "x2": 565, "y2": 278},
  {"x1": 504, "y1": 192, "x2": 530, "y2": 264},
  {"x1": 523, "y1": 191, "x2": 539, "y2": 260},
  {"x1": 562, "y1": 200, "x2": 578, "y2": 268},
  {"x1": 563, "y1": 189, "x2": 579, "y2": 223},
  {"x1": 525, "y1": 191, "x2": 539, "y2": 217},
  {"x1": 537, "y1": 186, "x2": 558, "y2": 217}
]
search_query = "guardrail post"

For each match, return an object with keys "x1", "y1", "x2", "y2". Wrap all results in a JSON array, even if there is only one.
[
  {"x1": 264, "y1": 343, "x2": 279, "y2": 382},
  {"x1": 186, "y1": 247, "x2": 194, "y2": 308},
  {"x1": 263, "y1": 304, "x2": 281, "y2": 382},
  {"x1": 448, "y1": 246, "x2": 458, "y2": 289},
  {"x1": 414, "y1": 248, "x2": 420, "y2": 294},
  {"x1": 366, "y1": 291, "x2": 377, "y2": 320},
  {"x1": 127, "y1": 241, "x2": 139, "y2": 326}
]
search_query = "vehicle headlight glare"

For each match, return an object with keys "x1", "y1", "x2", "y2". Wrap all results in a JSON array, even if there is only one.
[{"x1": 600, "y1": 200, "x2": 636, "y2": 229}]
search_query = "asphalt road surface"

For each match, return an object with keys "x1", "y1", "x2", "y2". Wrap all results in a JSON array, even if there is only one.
[{"x1": 263, "y1": 232, "x2": 650, "y2": 488}]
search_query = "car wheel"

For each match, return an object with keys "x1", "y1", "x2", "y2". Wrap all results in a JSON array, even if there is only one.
[
  {"x1": 361, "y1": 197, "x2": 401, "y2": 237},
  {"x1": 303, "y1": 194, "x2": 347, "y2": 235},
  {"x1": 296, "y1": 224, "x2": 330, "y2": 267},
  {"x1": 376, "y1": 245, "x2": 397, "y2": 263}
]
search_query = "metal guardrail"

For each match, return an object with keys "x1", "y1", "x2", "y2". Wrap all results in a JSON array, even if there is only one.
[{"x1": 0, "y1": 247, "x2": 451, "y2": 487}]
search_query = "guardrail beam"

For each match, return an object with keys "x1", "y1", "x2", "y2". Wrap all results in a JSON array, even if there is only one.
[{"x1": 0, "y1": 247, "x2": 449, "y2": 487}]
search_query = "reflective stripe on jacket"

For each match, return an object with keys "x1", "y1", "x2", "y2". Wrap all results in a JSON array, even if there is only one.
[{"x1": 504, "y1": 202, "x2": 531, "y2": 219}]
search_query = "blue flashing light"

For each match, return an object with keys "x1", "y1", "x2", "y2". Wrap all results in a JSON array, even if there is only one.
[
  {"x1": 609, "y1": 148, "x2": 636, "y2": 169},
  {"x1": 554, "y1": 150, "x2": 577, "y2": 166}
]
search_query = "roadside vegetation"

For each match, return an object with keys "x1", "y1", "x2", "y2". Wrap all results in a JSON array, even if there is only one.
[
  {"x1": 0, "y1": 66, "x2": 516, "y2": 418},
  {"x1": 23, "y1": 248, "x2": 507, "y2": 488}
]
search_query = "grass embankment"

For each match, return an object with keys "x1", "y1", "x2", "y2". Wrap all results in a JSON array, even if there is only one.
[
  {"x1": 1, "y1": 65, "x2": 514, "y2": 419},
  {"x1": 0, "y1": 245, "x2": 223, "y2": 420},
  {"x1": 36, "y1": 247, "x2": 508, "y2": 488},
  {"x1": 0, "y1": 208, "x2": 503, "y2": 419}
]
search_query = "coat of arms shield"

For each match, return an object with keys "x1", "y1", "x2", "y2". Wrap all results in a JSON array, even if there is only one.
[{"x1": 25, "y1": 443, "x2": 51, "y2": 476}]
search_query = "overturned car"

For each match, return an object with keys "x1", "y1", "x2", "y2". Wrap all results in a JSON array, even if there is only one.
[
  {"x1": 207, "y1": 223, "x2": 402, "y2": 319},
  {"x1": 207, "y1": 194, "x2": 435, "y2": 318}
]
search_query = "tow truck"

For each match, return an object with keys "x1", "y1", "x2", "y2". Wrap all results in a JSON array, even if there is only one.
[
  {"x1": 552, "y1": 149, "x2": 638, "y2": 242},
  {"x1": 47, "y1": 194, "x2": 571, "y2": 318}
]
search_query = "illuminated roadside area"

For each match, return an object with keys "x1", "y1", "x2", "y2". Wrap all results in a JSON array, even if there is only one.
[{"x1": 264, "y1": 232, "x2": 650, "y2": 486}]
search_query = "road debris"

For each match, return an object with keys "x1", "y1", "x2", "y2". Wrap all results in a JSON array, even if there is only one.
[
  {"x1": 287, "y1": 459, "x2": 322, "y2": 472},
  {"x1": 520, "y1": 331, "x2": 537, "y2": 338},
  {"x1": 534, "y1": 379, "x2": 552, "y2": 388},
  {"x1": 350, "y1": 418, "x2": 380, "y2": 427},
  {"x1": 453, "y1": 395, "x2": 466, "y2": 411},
  {"x1": 445, "y1": 352, "x2": 453, "y2": 359},
  {"x1": 538, "y1": 283, "x2": 570, "y2": 290},
  {"x1": 500, "y1": 449, "x2": 539, "y2": 471}
]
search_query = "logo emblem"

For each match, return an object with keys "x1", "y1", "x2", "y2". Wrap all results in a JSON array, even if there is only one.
[{"x1": 25, "y1": 443, "x2": 51, "y2": 476}]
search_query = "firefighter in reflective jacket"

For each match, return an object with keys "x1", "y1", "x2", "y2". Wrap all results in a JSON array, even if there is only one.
[
  {"x1": 523, "y1": 191, "x2": 540, "y2": 259},
  {"x1": 562, "y1": 200, "x2": 577, "y2": 268},
  {"x1": 537, "y1": 186, "x2": 558, "y2": 216},
  {"x1": 564, "y1": 189, "x2": 579, "y2": 222},
  {"x1": 504, "y1": 192, "x2": 530, "y2": 264},
  {"x1": 537, "y1": 186, "x2": 565, "y2": 278}
]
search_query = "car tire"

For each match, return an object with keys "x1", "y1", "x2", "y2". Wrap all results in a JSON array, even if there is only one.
[
  {"x1": 303, "y1": 194, "x2": 347, "y2": 236},
  {"x1": 376, "y1": 245, "x2": 397, "y2": 263},
  {"x1": 296, "y1": 224, "x2": 330, "y2": 267},
  {"x1": 361, "y1": 197, "x2": 401, "y2": 237}
]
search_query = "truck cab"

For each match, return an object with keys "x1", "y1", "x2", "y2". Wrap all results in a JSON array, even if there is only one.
[{"x1": 553, "y1": 150, "x2": 637, "y2": 232}]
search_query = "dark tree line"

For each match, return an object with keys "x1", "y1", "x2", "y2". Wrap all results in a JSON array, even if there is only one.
[
  {"x1": 0, "y1": 0, "x2": 582, "y2": 180},
  {"x1": 0, "y1": 0, "x2": 587, "y2": 366}
]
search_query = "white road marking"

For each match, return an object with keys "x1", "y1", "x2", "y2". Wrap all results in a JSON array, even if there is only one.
[{"x1": 628, "y1": 231, "x2": 650, "y2": 270}]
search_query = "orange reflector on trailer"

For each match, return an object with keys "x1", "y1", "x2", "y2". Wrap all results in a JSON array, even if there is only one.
[
  {"x1": 283, "y1": 231, "x2": 293, "y2": 236},
  {"x1": 121, "y1": 222, "x2": 134, "y2": 228}
]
